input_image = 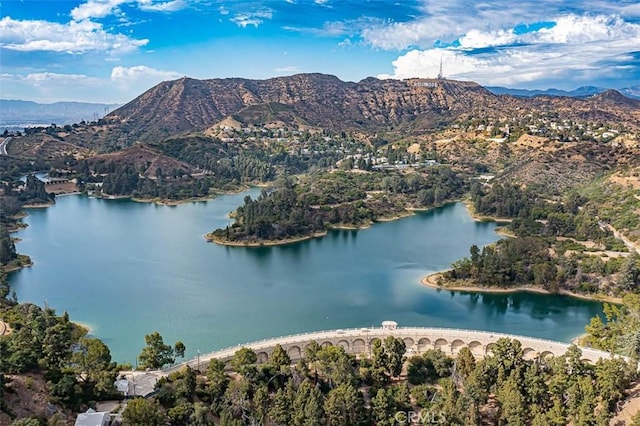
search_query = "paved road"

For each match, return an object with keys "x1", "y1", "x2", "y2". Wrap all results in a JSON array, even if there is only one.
[{"x1": 0, "y1": 137, "x2": 11, "y2": 155}]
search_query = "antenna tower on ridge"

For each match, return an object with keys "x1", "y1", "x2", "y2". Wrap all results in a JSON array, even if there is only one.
[{"x1": 437, "y1": 57, "x2": 444, "y2": 80}]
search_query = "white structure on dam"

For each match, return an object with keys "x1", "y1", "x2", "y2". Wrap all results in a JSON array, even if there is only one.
[{"x1": 126, "y1": 322, "x2": 620, "y2": 396}]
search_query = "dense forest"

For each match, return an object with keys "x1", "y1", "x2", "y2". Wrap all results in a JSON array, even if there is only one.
[
  {"x1": 117, "y1": 336, "x2": 635, "y2": 426},
  {"x1": 96, "y1": 164, "x2": 218, "y2": 201},
  {"x1": 441, "y1": 182, "x2": 636, "y2": 297},
  {"x1": 209, "y1": 167, "x2": 467, "y2": 244},
  {"x1": 0, "y1": 278, "x2": 123, "y2": 423}
]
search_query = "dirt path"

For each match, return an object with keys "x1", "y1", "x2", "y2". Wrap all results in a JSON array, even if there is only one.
[
  {"x1": 0, "y1": 320, "x2": 11, "y2": 336},
  {"x1": 599, "y1": 221, "x2": 640, "y2": 254}
]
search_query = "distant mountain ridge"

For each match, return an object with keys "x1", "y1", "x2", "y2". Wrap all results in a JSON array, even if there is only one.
[
  {"x1": 9, "y1": 74, "x2": 640, "y2": 152},
  {"x1": 100, "y1": 74, "x2": 639, "y2": 147},
  {"x1": 0, "y1": 99, "x2": 120, "y2": 126},
  {"x1": 487, "y1": 85, "x2": 640, "y2": 100},
  {"x1": 102, "y1": 74, "x2": 511, "y2": 144}
]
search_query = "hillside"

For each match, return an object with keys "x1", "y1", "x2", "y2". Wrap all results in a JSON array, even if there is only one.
[
  {"x1": 88, "y1": 145, "x2": 196, "y2": 178},
  {"x1": 97, "y1": 74, "x2": 639, "y2": 147},
  {"x1": 10, "y1": 74, "x2": 638, "y2": 154},
  {"x1": 101, "y1": 75, "x2": 494, "y2": 144}
]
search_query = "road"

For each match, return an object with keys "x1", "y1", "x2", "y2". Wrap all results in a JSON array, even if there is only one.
[{"x1": 0, "y1": 137, "x2": 11, "y2": 155}]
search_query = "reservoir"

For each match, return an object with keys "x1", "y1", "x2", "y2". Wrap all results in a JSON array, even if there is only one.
[{"x1": 9, "y1": 189, "x2": 604, "y2": 364}]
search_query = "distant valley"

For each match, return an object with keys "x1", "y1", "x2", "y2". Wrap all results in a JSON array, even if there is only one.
[{"x1": 0, "y1": 99, "x2": 119, "y2": 129}]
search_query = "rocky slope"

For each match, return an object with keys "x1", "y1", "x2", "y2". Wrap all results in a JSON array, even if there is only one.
[
  {"x1": 103, "y1": 75, "x2": 505, "y2": 145},
  {"x1": 9, "y1": 74, "x2": 640, "y2": 155},
  {"x1": 100, "y1": 74, "x2": 639, "y2": 147}
]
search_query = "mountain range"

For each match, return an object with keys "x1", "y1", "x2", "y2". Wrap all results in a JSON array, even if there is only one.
[
  {"x1": 8, "y1": 74, "x2": 640, "y2": 154},
  {"x1": 0, "y1": 100, "x2": 119, "y2": 127},
  {"x1": 487, "y1": 85, "x2": 640, "y2": 100},
  {"x1": 96, "y1": 74, "x2": 639, "y2": 147}
]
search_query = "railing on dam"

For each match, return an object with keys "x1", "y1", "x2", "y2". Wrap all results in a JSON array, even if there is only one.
[{"x1": 158, "y1": 325, "x2": 619, "y2": 375}]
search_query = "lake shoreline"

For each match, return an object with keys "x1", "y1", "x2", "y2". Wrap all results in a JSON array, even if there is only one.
[
  {"x1": 9, "y1": 190, "x2": 600, "y2": 362},
  {"x1": 206, "y1": 200, "x2": 486, "y2": 247},
  {"x1": 3, "y1": 255, "x2": 33, "y2": 273},
  {"x1": 421, "y1": 271, "x2": 622, "y2": 304},
  {"x1": 462, "y1": 199, "x2": 513, "y2": 223},
  {"x1": 205, "y1": 231, "x2": 329, "y2": 247}
]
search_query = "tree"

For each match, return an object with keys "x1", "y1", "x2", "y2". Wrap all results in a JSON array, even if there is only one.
[
  {"x1": 567, "y1": 376, "x2": 597, "y2": 425},
  {"x1": 0, "y1": 225, "x2": 17, "y2": 264},
  {"x1": 138, "y1": 331, "x2": 175, "y2": 369},
  {"x1": 371, "y1": 337, "x2": 406, "y2": 383},
  {"x1": 595, "y1": 358, "x2": 632, "y2": 411},
  {"x1": 174, "y1": 365, "x2": 197, "y2": 400},
  {"x1": 167, "y1": 401, "x2": 194, "y2": 425},
  {"x1": 174, "y1": 341, "x2": 186, "y2": 359},
  {"x1": 230, "y1": 347, "x2": 257, "y2": 377},
  {"x1": 495, "y1": 372, "x2": 528, "y2": 426},
  {"x1": 383, "y1": 336, "x2": 406, "y2": 378},
  {"x1": 371, "y1": 388, "x2": 396, "y2": 426},
  {"x1": 270, "y1": 344, "x2": 291, "y2": 370},
  {"x1": 455, "y1": 347, "x2": 476, "y2": 379},
  {"x1": 407, "y1": 349, "x2": 453, "y2": 385},
  {"x1": 316, "y1": 345, "x2": 356, "y2": 388},
  {"x1": 122, "y1": 398, "x2": 166, "y2": 426},
  {"x1": 205, "y1": 358, "x2": 229, "y2": 403},
  {"x1": 42, "y1": 312, "x2": 74, "y2": 369},
  {"x1": 304, "y1": 340, "x2": 321, "y2": 362},
  {"x1": 47, "y1": 371, "x2": 83, "y2": 409},
  {"x1": 223, "y1": 378, "x2": 251, "y2": 420},
  {"x1": 292, "y1": 380, "x2": 325, "y2": 425},
  {"x1": 324, "y1": 383, "x2": 367, "y2": 426},
  {"x1": 72, "y1": 337, "x2": 117, "y2": 397},
  {"x1": 269, "y1": 380, "x2": 294, "y2": 425}
]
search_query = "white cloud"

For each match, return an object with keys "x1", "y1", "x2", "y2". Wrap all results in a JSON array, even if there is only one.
[
  {"x1": 25, "y1": 72, "x2": 101, "y2": 84},
  {"x1": 274, "y1": 65, "x2": 302, "y2": 74},
  {"x1": 1, "y1": 71, "x2": 101, "y2": 86},
  {"x1": 533, "y1": 15, "x2": 637, "y2": 44},
  {"x1": 360, "y1": 0, "x2": 638, "y2": 51},
  {"x1": 230, "y1": 10, "x2": 273, "y2": 28},
  {"x1": 71, "y1": 0, "x2": 128, "y2": 21},
  {"x1": 71, "y1": 0, "x2": 187, "y2": 21},
  {"x1": 111, "y1": 65, "x2": 182, "y2": 82},
  {"x1": 137, "y1": 0, "x2": 186, "y2": 13},
  {"x1": 0, "y1": 16, "x2": 148, "y2": 53},
  {"x1": 457, "y1": 29, "x2": 516, "y2": 49},
  {"x1": 379, "y1": 14, "x2": 640, "y2": 88}
]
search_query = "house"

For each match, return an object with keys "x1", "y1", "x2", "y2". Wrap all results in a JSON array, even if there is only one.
[
  {"x1": 74, "y1": 408, "x2": 110, "y2": 426},
  {"x1": 114, "y1": 378, "x2": 130, "y2": 396}
]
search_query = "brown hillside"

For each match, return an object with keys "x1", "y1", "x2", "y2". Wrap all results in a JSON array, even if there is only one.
[
  {"x1": 88, "y1": 145, "x2": 196, "y2": 177},
  {"x1": 49, "y1": 73, "x2": 640, "y2": 152},
  {"x1": 103, "y1": 75, "x2": 504, "y2": 145}
]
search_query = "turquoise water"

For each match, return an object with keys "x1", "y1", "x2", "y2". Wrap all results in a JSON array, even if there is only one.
[{"x1": 8, "y1": 190, "x2": 603, "y2": 364}]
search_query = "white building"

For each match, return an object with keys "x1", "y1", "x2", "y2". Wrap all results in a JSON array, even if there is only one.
[{"x1": 75, "y1": 408, "x2": 110, "y2": 426}]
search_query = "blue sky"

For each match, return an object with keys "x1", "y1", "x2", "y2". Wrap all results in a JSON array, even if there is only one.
[{"x1": 1, "y1": 0, "x2": 640, "y2": 103}]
